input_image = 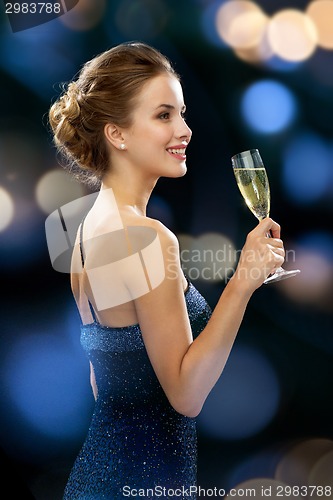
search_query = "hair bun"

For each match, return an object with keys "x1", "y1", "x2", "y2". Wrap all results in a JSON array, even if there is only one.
[
  {"x1": 59, "y1": 81, "x2": 81, "y2": 121},
  {"x1": 49, "y1": 81, "x2": 88, "y2": 173}
]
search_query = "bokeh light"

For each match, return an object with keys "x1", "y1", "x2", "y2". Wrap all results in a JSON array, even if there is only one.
[
  {"x1": 228, "y1": 9, "x2": 268, "y2": 50},
  {"x1": 3, "y1": 334, "x2": 89, "y2": 439},
  {"x1": 282, "y1": 132, "x2": 331, "y2": 204},
  {"x1": 308, "y1": 449, "x2": 333, "y2": 488},
  {"x1": 0, "y1": 127, "x2": 48, "y2": 267},
  {"x1": 0, "y1": 186, "x2": 14, "y2": 232},
  {"x1": 215, "y1": 0, "x2": 267, "y2": 50},
  {"x1": 0, "y1": 23, "x2": 76, "y2": 100},
  {"x1": 298, "y1": 232, "x2": 333, "y2": 265},
  {"x1": 307, "y1": 0, "x2": 333, "y2": 50},
  {"x1": 0, "y1": 126, "x2": 46, "y2": 187},
  {"x1": 275, "y1": 438, "x2": 333, "y2": 486},
  {"x1": 228, "y1": 478, "x2": 292, "y2": 498},
  {"x1": 267, "y1": 9, "x2": 318, "y2": 62},
  {"x1": 280, "y1": 231, "x2": 333, "y2": 310},
  {"x1": 234, "y1": 30, "x2": 273, "y2": 64},
  {"x1": 36, "y1": 169, "x2": 85, "y2": 215},
  {"x1": 241, "y1": 79, "x2": 297, "y2": 134},
  {"x1": 202, "y1": 0, "x2": 333, "y2": 67},
  {"x1": 59, "y1": 0, "x2": 106, "y2": 31},
  {"x1": 197, "y1": 344, "x2": 280, "y2": 440},
  {"x1": 178, "y1": 232, "x2": 237, "y2": 283},
  {"x1": 1, "y1": 0, "x2": 333, "y2": 493},
  {"x1": 201, "y1": 0, "x2": 229, "y2": 48},
  {"x1": 228, "y1": 448, "x2": 283, "y2": 489}
]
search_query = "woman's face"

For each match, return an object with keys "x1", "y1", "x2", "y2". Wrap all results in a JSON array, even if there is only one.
[{"x1": 122, "y1": 74, "x2": 192, "y2": 179}]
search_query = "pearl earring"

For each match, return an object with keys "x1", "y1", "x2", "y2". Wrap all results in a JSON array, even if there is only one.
[{"x1": 120, "y1": 143, "x2": 126, "y2": 150}]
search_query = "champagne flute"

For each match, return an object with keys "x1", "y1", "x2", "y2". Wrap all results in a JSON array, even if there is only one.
[{"x1": 231, "y1": 149, "x2": 300, "y2": 284}]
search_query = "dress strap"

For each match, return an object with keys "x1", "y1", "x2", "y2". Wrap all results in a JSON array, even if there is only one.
[
  {"x1": 79, "y1": 217, "x2": 98, "y2": 324},
  {"x1": 79, "y1": 217, "x2": 86, "y2": 267}
]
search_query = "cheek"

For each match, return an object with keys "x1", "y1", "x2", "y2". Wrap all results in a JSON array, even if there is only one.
[
  {"x1": 129, "y1": 123, "x2": 172, "y2": 150},
  {"x1": 155, "y1": 126, "x2": 173, "y2": 144}
]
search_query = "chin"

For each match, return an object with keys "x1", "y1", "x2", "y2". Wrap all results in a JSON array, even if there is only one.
[{"x1": 170, "y1": 163, "x2": 187, "y2": 178}]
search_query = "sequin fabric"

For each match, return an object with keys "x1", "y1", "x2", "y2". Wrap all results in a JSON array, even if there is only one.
[{"x1": 63, "y1": 281, "x2": 212, "y2": 499}]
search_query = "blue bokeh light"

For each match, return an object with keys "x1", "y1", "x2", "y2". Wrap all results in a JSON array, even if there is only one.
[
  {"x1": 297, "y1": 231, "x2": 333, "y2": 262},
  {"x1": 241, "y1": 79, "x2": 297, "y2": 134},
  {"x1": 197, "y1": 344, "x2": 280, "y2": 440},
  {"x1": 265, "y1": 55, "x2": 301, "y2": 73},
  {"x1": 282, "y1": 132, "x2": 331, "y2": 204},
  {"x1": 200, "y1": 0, "x2": 228, "y2": 48},
  {"x1": 0, "y1": 21, "x2": 77, "y2": 100},
  {"x1": 4, "y1": 334, "x2": 89, "y2": 439}
]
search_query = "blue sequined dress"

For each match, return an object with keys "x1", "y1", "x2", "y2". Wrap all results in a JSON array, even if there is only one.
[{"x1": 63, "y1": 229, "x2": 212, "y2": 499}]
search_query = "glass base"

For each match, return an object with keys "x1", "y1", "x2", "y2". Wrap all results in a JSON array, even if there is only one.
[{"x1": 264, "y1": 268, "x2": 301, "y2": 284}]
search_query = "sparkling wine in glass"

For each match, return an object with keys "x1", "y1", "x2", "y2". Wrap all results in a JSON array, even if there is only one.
[{"x1": 231, "y1": 149, "x2": 300, "y2": 284}]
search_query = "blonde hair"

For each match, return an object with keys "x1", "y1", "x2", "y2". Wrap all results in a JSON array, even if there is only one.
[{"x1": 49, "y1": 42, "x2": 178, "y2": 187}]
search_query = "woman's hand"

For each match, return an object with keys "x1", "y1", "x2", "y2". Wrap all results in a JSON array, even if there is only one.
[{"x1": 233, "y1": 218, "x2": 285, "y2": 292}]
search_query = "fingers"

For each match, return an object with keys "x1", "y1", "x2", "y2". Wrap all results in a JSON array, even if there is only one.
[
  {"x1": 267, "y1": 237, "x2": 284, "y2": 251},
  {"x1": 247, "y1": 218, "x2": 283, "y2": 250},
  {"x1": 256, "y1": 217, "x2": 281, "y2": 239},
  {"x1": 268, "y1": 243, "x2": 285, "y2": 258},
  {"x1": 268, "y1": 245, "x2": 285, "y2": 268},
  {"x1": 235, "y1": 218, "x2": 286, "y2": 290}
]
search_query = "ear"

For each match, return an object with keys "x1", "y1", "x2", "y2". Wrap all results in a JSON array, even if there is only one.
[{"x1": 104, "y1": 123, "x2": 125, "y2": 149}]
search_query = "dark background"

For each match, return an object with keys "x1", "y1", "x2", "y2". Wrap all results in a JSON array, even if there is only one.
[{"x1": 0, "y1": 0, "x2": 332, "y2": 498}]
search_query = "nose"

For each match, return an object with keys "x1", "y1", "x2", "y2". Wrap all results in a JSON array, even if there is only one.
[{"x1": 177, "y1": 117, "x2": 192, "y2": 143}]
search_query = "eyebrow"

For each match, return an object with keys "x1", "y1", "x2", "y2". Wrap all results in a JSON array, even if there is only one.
[{"x1": 155, "y1": 104, "x2": 186, "y2": 111}]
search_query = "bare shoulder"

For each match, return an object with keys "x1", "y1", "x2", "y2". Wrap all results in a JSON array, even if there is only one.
[
  {"x1": 83, "y1": 211, "x2": 184, "y2": 302},
  {"x1": 118, "y1": 213, "x2": 180, "y2": 256},
  {"x1": 134, "y1": 217, "x2": 181, "y2": 270},
  {"x1": 144, "y1": 217, "x2": 179, "y2": 246}
]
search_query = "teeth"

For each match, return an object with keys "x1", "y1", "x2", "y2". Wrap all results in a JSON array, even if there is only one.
[{"x1": 168, "y1": 148, "x2": 185, "y2": 154}]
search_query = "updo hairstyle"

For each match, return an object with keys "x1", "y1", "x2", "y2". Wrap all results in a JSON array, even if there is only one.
[{"x1": 49, "y1": 42, "x2": 178, "y2": 187}]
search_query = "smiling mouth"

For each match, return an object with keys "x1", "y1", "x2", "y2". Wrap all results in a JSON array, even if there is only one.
[{"x1": 167, "y1": 148, "x2": 186, "y2": 155}]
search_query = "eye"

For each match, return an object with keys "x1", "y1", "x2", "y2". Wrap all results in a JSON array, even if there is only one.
[{"x1": 159, "y1": 112, "x2": 170, "y2": 120}]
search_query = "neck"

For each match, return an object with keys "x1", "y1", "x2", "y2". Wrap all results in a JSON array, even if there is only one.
[{"x1": 101, "y1": 170, "x2": 158, "y2": 217}]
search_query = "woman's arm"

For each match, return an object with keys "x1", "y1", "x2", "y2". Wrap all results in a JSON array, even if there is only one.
[
  {"x1": 132, "y1": 218, "x2": 284, "y2": 417},
  {"x1": 90, "y1": 362, "x2": 98, "y2": 400}
]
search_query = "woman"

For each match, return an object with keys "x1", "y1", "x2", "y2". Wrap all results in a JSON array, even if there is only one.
[{"x1": 49, "y1": 42, "x2": 285, "y2": 499}]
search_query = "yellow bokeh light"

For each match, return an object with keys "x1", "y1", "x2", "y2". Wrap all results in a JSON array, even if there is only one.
[
  {"x1": 234, "y1": 30, "x2": 273, "y2": 64},
  {"x1": 228, "y1": 10, "x2": 268, "y2": 49},
  {"x1": 178, "y1": 232, "x2": 237, "y2": 283},
  {"x1": 279, "y1": 248, "x2": 333, "y2": 311},
  {"x1": 267, "y1": 9, "x2": 318, "y2": 62},
  {"x1": 216, "y1": 0, "x2": 267, "y2": 50},
  {"x1": 0, "y1": 186, "x2": 14, "y2": 232},
  {"x1": 36, "y1": 169, "x2": 85, "y2": 215},
  {"x1": 275, "y1": 438, "x2": 333, "y2": 486},
  {"x1": 309, "y1": 449, "x2": 333, "y2": 487},
  {"x1": 307, "y1": 0, "x2": 333, "y2": 49}
]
